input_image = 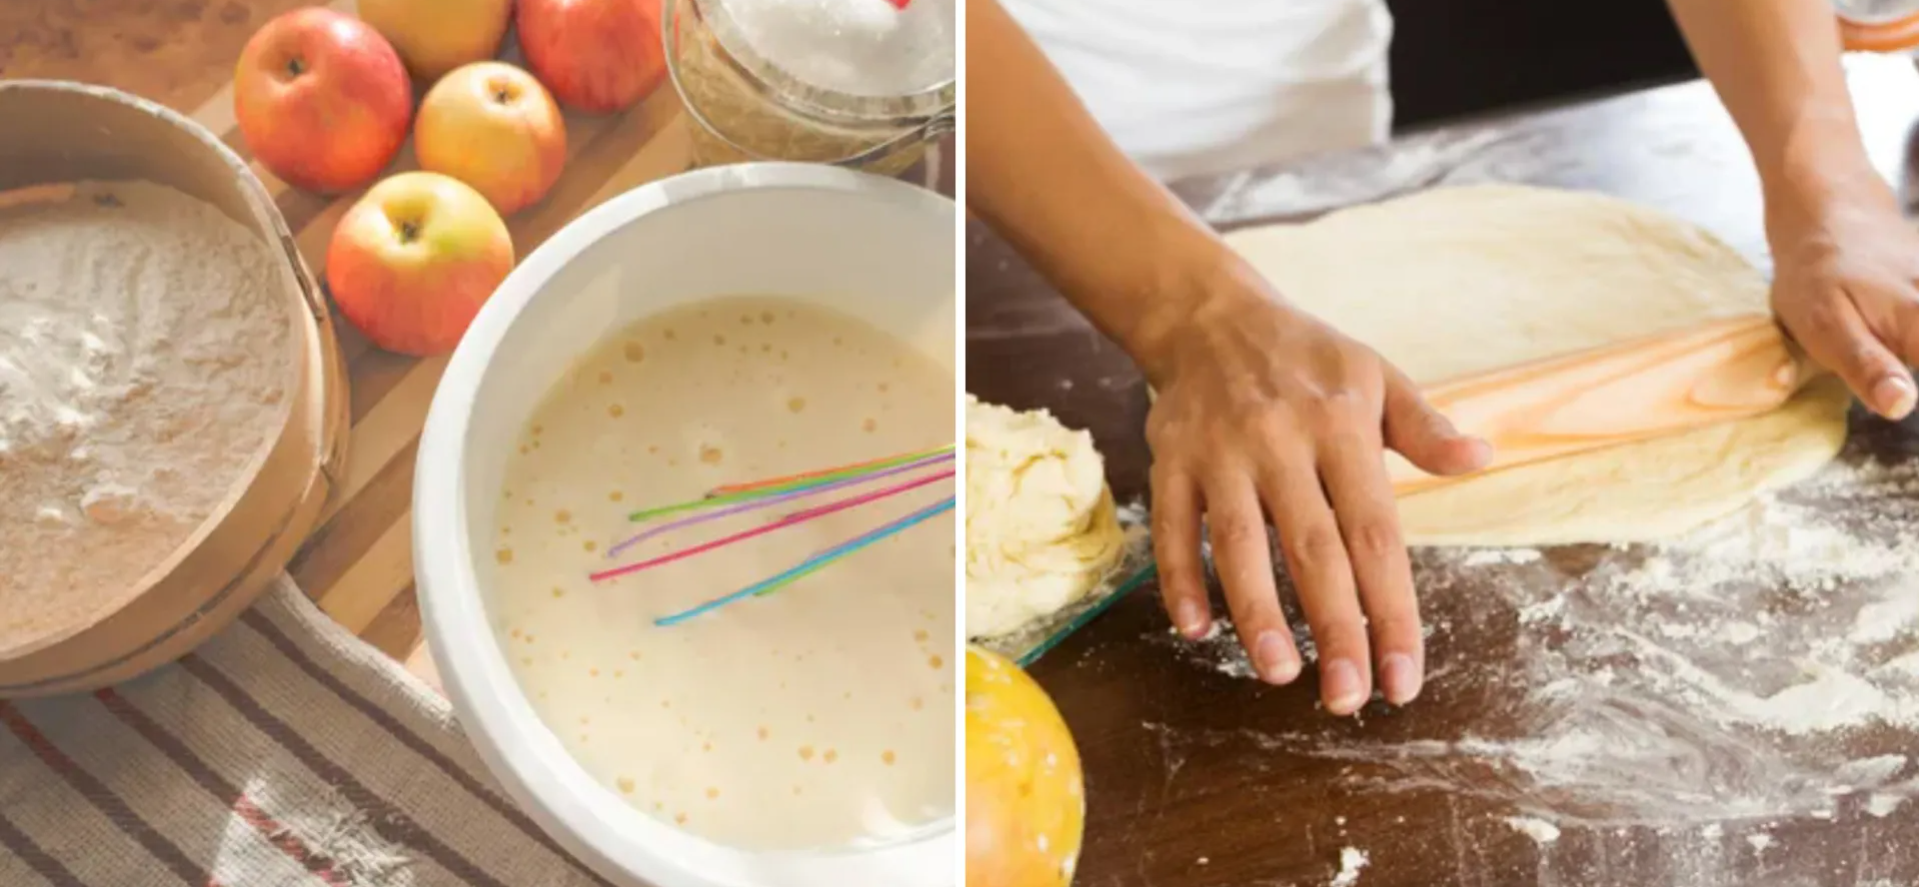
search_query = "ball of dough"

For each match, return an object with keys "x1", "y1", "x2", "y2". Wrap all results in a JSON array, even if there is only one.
[{"x1": 965, "y1": 395, "x2": 1125, "y2": 639}]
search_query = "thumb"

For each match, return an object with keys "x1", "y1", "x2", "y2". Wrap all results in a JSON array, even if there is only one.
[
  {"x1": 1786, "y1": 294, "x2": 1915, "y2": 420},
  {"x1": 1381, "y1": 367, "x2": 1491, "y2": 477}
]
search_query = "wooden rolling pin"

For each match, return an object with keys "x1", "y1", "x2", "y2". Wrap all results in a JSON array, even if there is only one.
[{"x1": 1390, "y1": 313, "x2": 1823, "y2": 496}]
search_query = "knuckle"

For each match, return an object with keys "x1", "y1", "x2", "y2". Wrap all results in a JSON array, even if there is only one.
[
  {"x1": 1345, "y1": 519, "x2": 1401, "y2": 562},
  {"x1": 1298, "y1": 401, "x2": 1342, "y2": 435},
  {"x1": 1225, "y1": 593, "x2": 1277, "y2": 627},
  {"x1": 1285, "y1": 523, "x2": 1346, "y2": 576},
  {"x1": 1150, "y1": 516, "x2": 1189, "y2": 553},
  {"x1": 1796, "y1": 297, "x2": 1842, "y2": 328},
  {"x1": 1797, "y1": 303, "x2": 1844, "y2": 339},
  {"x1": 1311, "y1": 385, "x2": 1365, "y2": 416},
  {"x1": 1368, "y1": 610, "x2": 1422, "y2": 642},
  {"x1": 1247, "y1": 409, "x2": 1297, "y2": 445},
  {"x1": 1209, "y1": 515, "x2": 1269, "y2": 550},
  {"x1": 1144, "y1": 413, "x2": 1183, "y2": 450},
  {"x1": 1303, "y1": 388, "x2": 1375, "y2": 437},
  {"x1": 1851, "y1": 342, "x2": 1894, "y2": 374},
  {"x1": 1900, "y1": 323, "x2": 1919, "y2": 361},
  {"x1": 1307, "y1": 617, "x2": 1368, "y2": 654},
  {"x1": 1166, "y1": 571, "x2": 1207, "y2": 600}
]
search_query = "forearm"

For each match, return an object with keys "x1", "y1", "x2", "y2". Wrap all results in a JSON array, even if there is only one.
[
  {"x1": 1666, "y1": 0, "x2": 1888, "y2": 219},
  {"x1": 964, "y1": 0, "x2": 1256, "y2": 378}
]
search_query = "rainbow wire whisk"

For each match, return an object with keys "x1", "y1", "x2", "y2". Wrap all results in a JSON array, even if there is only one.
[{"x1": 591, "y1": 443, "x2": 956, "y2": 625}]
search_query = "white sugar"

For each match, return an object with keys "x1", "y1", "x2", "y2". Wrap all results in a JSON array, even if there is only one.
[{"x1": 728, "y1": 0, "x2": 954, "y2": 96}]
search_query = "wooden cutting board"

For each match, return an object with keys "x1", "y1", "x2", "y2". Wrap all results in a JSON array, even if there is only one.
[{"x1": 2, "y1": 0, "x2": 953, "y2": 691}]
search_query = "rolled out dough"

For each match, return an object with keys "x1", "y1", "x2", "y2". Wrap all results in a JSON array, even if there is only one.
[{"x1": 1222, "y1": 184, "x2": 1851, "y2": 546}]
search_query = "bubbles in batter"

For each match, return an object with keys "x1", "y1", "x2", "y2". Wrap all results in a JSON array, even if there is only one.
[{"x1": 490, "y1": 295, "x2": 955, "y2": 851}]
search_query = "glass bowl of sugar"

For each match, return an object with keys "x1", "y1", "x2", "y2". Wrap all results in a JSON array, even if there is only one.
[{"x1": 664, "y1": 0, "x2": 955, "y2": 175}]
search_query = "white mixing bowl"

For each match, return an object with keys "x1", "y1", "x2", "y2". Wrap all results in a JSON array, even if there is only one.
[{"x1": 414, "y1": 163, "x2": 956, "y2": 887}]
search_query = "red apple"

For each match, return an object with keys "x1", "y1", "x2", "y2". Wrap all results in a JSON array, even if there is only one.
[
  {"x1": 359, "y1": 0, "x2": 514, "y2": 83},
  {"x1": 966, "y1": 646, "x2": 1085, "y2": 887},
  {"x1": 516, "y1": 0, "x2": 668, "y2": 114},
  {"x1": 234, "y1": 7, "x2": 412, "y2": 193},
  {"x1": 416, "y1": 62, "x2": 568, "y2": 216},
  {"x1": 326, "y1": 172, "x2": 515, "y2": 356}
]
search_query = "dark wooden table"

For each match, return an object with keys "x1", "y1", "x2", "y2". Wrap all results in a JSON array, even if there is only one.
[{"x1": 968, "y1": 55, "x2": 1919, "y2": 887}]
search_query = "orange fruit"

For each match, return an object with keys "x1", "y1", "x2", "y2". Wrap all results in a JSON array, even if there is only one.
[{"x1": 966, "y1": 646, "x2": 1085, "y2": 887}]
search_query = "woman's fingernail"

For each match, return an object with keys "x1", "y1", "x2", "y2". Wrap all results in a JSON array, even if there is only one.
[
  {"x1": 1255, "y1": 631, "x2": 1299, "y2": 683},
  {"x1": 1322, "y1": 659, "x2": 1366, "y2": 713},
  {"x1": 1176, "y1": 601, "x2": 1206, "y2": 637},
  {"x1": 1874, "y1": 375, "x2": 1916, "y2": 418},
  {"x1": 1380, "y1": 653, "x2": 1420, "y2": 705},
  {"x1": 1467, "y1": 436, "x2": 1494, "y2": 464}
]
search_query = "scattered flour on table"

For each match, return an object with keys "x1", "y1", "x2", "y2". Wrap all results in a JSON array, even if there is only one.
[
  {"x1": 1173, "y1": 619, "x2": 1260, "y2": 680},
  {"x1": 1153, "y1": 454, "x2": 1919, "y2": 830},
  {"x1": 1461, "y1": 548, "x2": 1544, "y2": 567},
  {"x1": 1505, "y1": 815, "x2": 1562, "y2": 845},
  {"x1": 1329, "y1": 846, "x2": 1368, "y2": 887},
  {"x1": 1200, "y1": 128, "x2": 1510, "y2": 225}
]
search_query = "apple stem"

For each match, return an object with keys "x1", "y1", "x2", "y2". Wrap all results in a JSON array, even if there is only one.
[
  {"x1": 286, "y1": 57, "x2": 306, "y2": 77},
  {"x1": 399, "y1": 221, "x2": 420, "y2": 243}
]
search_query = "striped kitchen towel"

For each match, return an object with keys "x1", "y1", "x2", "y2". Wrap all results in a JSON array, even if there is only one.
[{"x1": 0, "y1": 575, "x2": 614, "y2": 887}]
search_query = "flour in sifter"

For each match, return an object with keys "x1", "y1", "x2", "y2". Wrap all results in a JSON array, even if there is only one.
[{"x1": 0, "y1": 180, "x2": 291, "y2": 646}]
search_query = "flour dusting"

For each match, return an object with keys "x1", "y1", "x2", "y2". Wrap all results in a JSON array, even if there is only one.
[
  {"x1": 1328, "y1": 846, "x2": 1368, "y2": 887},
  {"x1": 1168, "y1": 617, "x2": 1260, "y2": 680},
  {"x1": 1504, "y1": 815, "x2": 1561, "y2": 844},
  {"x1": 1155, "y1": 452, "x2": 1919, "y2": 832}
]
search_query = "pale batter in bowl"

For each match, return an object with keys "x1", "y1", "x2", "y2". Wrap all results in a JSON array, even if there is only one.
[{"x1": 489, "y1": 294, "x2": 955, "y2": 851}]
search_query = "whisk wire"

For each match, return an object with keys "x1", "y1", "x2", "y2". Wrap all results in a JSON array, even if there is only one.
[{"x1": 653, "y1": 496, "x2": 956, "y2": 626}]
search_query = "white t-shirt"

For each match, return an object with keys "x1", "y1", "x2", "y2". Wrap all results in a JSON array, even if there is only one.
[{"x1": 1003, "y1": 0, "x2": 1395, "y2": 182}]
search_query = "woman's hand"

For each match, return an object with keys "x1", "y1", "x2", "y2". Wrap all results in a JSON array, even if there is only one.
[
  {"x1": 1138, "y1": 263, "x2": 1490, "y2": 715},
  {"x1": 1767, "y1": 172, "x2": 1919, "y2": 421},
  {"x1": 965, "y1": 0, "x2": 1487, "y2": 714}
]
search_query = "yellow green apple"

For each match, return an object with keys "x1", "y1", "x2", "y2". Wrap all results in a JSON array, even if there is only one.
[
  {"x1": 325, "y1": 172, "x2": 515, "y2": 356},
  {"x1": 415, "y1": 62, "x2": 568, "y2": 216}
]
